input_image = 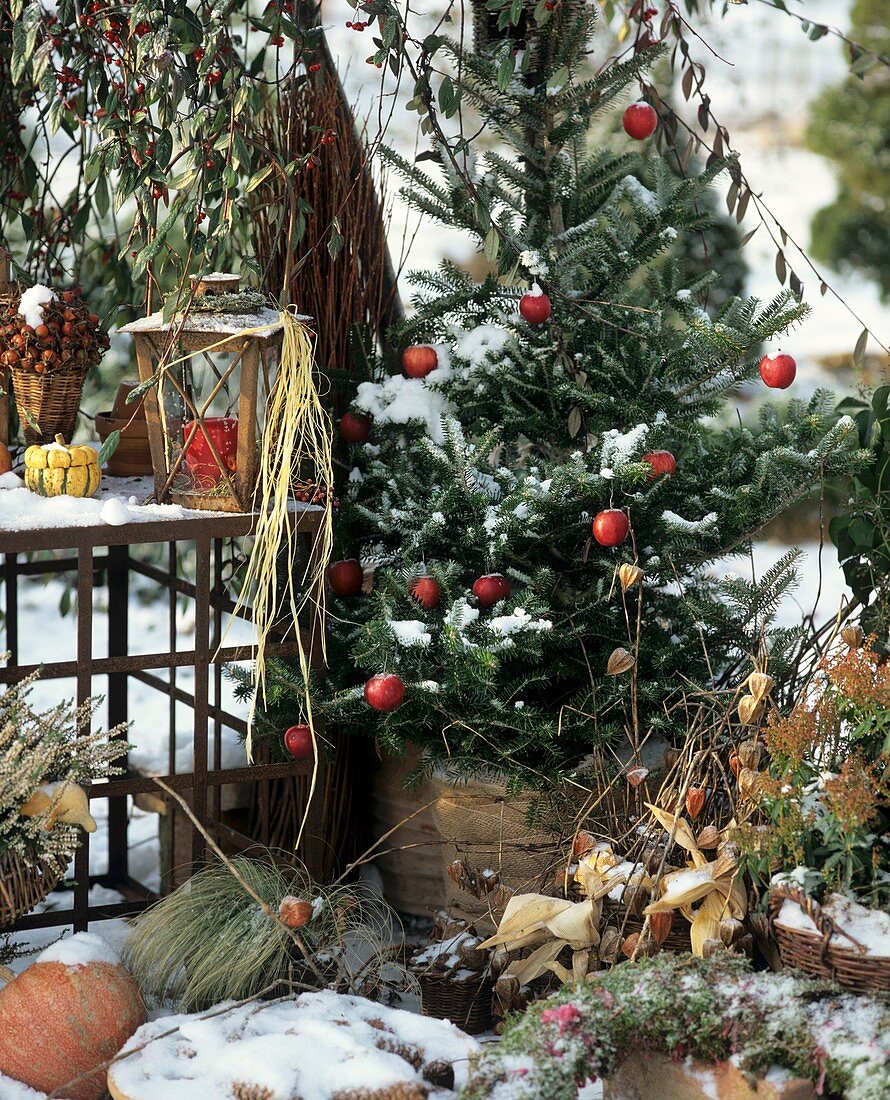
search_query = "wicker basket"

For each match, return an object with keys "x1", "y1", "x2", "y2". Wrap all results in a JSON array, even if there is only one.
[
  {"x1": 0, "y1": 848, "x2": 70, "y2": 928},
  {"x1": 769, "y1": 885, "x2": 890, "y2": 994},
  {"x1": 415, "y1": 969, "x2": 493, "y2": 1035},
  {"x1": 10, "y1": 361, "x2": 86, "y2": 444},
  {"x1": 607, "y1": 908, "x2": 693, "y2": 954}
]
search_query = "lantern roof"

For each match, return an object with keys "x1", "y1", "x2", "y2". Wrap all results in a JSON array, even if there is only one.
[{"x1": 119, "y1": 306, "x2": 285, "y2": 338}]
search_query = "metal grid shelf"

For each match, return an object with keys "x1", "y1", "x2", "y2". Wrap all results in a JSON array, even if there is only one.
[{"x1": 1, "y1": 498, "x2": 326, "y2": 931}]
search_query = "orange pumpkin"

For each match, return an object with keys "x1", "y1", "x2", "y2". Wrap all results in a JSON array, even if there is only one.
[
  {"x1": 0, "y1": 952, "x2": 146, "y2": 1100},
  {"x1": 0, "y1": 442, "x2": 11, "y2": 475}
]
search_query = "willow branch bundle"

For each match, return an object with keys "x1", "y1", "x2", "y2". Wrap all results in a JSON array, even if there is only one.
[
  {"x1": 225, "y1": 313, "x2": 333, "y2": 853},
  {"x1": 251, "y1": 72, "x2": 400, "y2": 391}
]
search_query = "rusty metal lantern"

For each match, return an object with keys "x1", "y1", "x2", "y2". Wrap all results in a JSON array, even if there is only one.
[{"x1": 120, "y1": 273, "x2": 289, "y2": 512}]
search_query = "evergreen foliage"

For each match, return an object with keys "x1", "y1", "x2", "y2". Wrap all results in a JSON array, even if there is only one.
[
  {"x1": 806, "y1": 0, "x2": 890, "y2": 300},
  {"x1": 310, "y1": 6, "x2": 861, "y2": 784}
]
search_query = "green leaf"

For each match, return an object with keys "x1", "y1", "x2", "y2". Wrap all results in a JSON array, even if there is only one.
[
  {"x1": 853, "y1": 328, "x2": 868, "y2": 368},
  {"x1": 497, "y1": 53, "x2": 515, "y2": 93},
  {"x1": 245, "y1": 164, "x2": 275, "y2": 193},
  {"x1": 438, "y1": 76, "x2": 455, "y2": 113},
  {"x1": 483, "y1": 226, "x2": 500, "y2": 263},
  {"x1": 98, "y1": 430, "x2": 121, "y2": 467}
]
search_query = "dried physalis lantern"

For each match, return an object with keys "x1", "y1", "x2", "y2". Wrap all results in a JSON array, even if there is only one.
[
  {"x1": 685, "y1": 786, "x2": 707, "y2": 821},
  {"x1": 737, "y1": 739, "x2": 764, "y2": 770},
  {"x1": 572, "y1": 830, "x2": 597, "y2": 858},
  {"x1": 841, "y1": 624, "x2": 864, "y2": 648},
  {"x1": 649, "y1": 910, "x2": 674, "y2": 947},
  {"x1": 119, "y1": 273, "x2": 294, "y2": 512},
  {"x1": 696, "y1": 825, "x2": 720, "y2": 849},
  {"x1": 607, "y1": 647, "x2": 635, "y2": 675},
  {"x1": 746, "y1": 672, "x2": 774, "y2": 702},
  {"x1": 626, "y1": 765, "x2": 649, "y2": 788},
  {"x1": 617, "y1": 563, "x2": 643, "y2": 592},
  {"x1": 729, "y1": 750, "x2": 741, "y2": 777},
  {"x1": 737, "y1": 767, "x2": 762, "y2": 802},
  {"x1": 737, "y1": 694, "x2": 764, "y2": 726}
]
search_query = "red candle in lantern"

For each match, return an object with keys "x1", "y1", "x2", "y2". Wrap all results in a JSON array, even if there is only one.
[{"x1": 182, "y1": 417, "x2": 238, "y2": 486}]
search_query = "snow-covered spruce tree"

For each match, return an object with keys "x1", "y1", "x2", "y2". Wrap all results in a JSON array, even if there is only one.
[{"x1": 307, "y1": 5, "x2": 859, "y2": 786}]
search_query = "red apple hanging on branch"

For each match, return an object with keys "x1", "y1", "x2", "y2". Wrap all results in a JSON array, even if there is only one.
[
  {"x1": 283, "y1": 724, "x2": 314, "y2": 759},
  {"x1": 402, "y1": 345, "x2": 438, "y2": 378},
  {"x1": 410, "y1": 576, "x2": 442, "y2": 610},
  {"x1": 592, "y1": 509, "x2": 630, "y2": 547},
  {"x1": 642, "y1": 450, "x2": 676, "y2": 478},
  {"x1": 622, "y1": 101, "x2": 658, "y2": 140},
  {"x1": 759, "y1": 352, "x2": 796, "y2": 389},
  {"x1": 472, "y1": 573, "x2": 511, "y2": 608},
  {"x1": 519, "y1": 286, "x2": 552, "y2": 325},
  {"x1": 327, "y1": 558, "x2": 364, "y2": 596},
  {"x1": 339, "y1": 411, "x2": 372, "y2": 444},
  {"x1": 364, "y1": 673, "x2": 406, "y2": 712}
]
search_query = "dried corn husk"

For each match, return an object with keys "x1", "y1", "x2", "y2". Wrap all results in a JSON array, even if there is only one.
[
  {"x1": 737, "y1": 739, "x2": 764, "y2": 769},
  {"x1": 685, "y1": 787, "x2": 707, "y2": 821},
  {"x1": 607, "y1": 647, "x2": 635, "y2": 675},
  {"x1": 746, "y1": 672, "x2": 774, "y2": 701},
  {"x1": 696, "y1": 825, "x2": 720, "y2": 849},
  {"x1": 737, "y1": 694, "x2": 764, "y2": 725},
  {"x1": 645, "y1": 867, "x2": 720, "y2": 914},
  {"x1": 841, "y1": 624, "x2": 864, "y2": 648},
  {"x1": 618, "y1": 563, "x2": 643, "y2": 591},
  {"x1": 690, "y1": 912, "x2": 723, "y2": 957},
  {"x1": 504, "y1": 939, "x2": 568, "y2": 986},
  {"x1": 645, "y1": 803, "x2": 706, "y2": 867}
]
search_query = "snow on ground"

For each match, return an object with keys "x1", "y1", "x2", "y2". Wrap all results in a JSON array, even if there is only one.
[{"x1": 108, "y1": 991, "x2": 480, "y2": 1100}]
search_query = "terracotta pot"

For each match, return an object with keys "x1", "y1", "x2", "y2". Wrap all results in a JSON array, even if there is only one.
[
  {"x1": 111, "y1": 380, "x2": 147, "y2": 422},
  {"x1": 95, "y1": 411, "x2": 153, "y2": 476},
  {"x1": 604, "y1": 1052, "x2": 816, "y2": 1100}
]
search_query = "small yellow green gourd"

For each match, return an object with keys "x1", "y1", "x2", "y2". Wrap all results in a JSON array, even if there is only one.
[{"x1": 24, "y1": 434, "x2": 101, "y2": 498}]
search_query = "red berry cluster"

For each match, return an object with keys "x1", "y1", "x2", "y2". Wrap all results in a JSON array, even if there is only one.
[
  {"x1": 0, "y1": 290, "x2": 110, "y2": 377},
  {"x1": 346, "y1": 20, "x2": 368, "y2": 30},
  {"x1": 293, "y1": 479, "x2": 339, "y2": 507}
]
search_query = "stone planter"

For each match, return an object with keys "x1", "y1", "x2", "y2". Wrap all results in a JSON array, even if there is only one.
[{"x1": 603, "y1": 1052, "x2": 816, "y2": 1100}]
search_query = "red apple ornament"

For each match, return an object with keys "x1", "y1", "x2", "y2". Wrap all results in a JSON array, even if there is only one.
[
  {"x1": 328, "y1": 558, "x2": 364, "y2": 596},
  {"x1": 519, "y1": 289, "x2": 552, "y2": 325},
  {"x1": 410, "y1": 576, "x2": 442, "y2": 610},
  {"x1": 592, "y1": 509, "x2": 630, "y2": 547},
  {"x1": 622, "y1": 102, "x2": 658, "y2": 140},
  {"x1": 339, "y1": 411, "x2": 372, "y2": 444},
  {"x1": 364, "y1": 673, "x2": 406, "y2": 712},
  {"x1": 402, "y1": 345, "x2": 438, "y2": 378},
  {"x1": 642, "y1": 450, "x2": 676, "y2": 478},
  {"x1": 472, "y1": 573, "x2": 511, "y2": 608},
  {"x1": 759, "y1": 353, "x2": 796, "y2": 389},
  {"x1": 284, "y1": 724, "x2": 313, "y2": 759}
]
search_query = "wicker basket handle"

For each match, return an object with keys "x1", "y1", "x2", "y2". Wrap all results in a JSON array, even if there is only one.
[{"x1": 770, "y1": 883, "x2": 866, "y2": 953}]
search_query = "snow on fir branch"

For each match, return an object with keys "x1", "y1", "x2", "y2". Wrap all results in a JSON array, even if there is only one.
[{"x1": 0, "y1": 672, "x2": 129, "y2": 864}]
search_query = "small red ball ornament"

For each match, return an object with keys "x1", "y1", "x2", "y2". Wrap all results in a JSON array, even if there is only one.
[
  {"x1": 284, "y1": 724, "x2": 313, "y2": 759},
  {"x1": 472, "y1": 573, "x2": 511, "y2": 608},
  {"x1": 339, "y1": 411, "x2": 372, "y2": 444},
  {"x1": 592, "y1": 509, "x2": 630, "y2": 547},
  {"x1": 410, "y1": 576, "x2": 442, "y2": 610},
  {"x1": 642, "y1": 450, "x2": 677, "y2": 478},
  {"x1": 519, "y1": 291, "x2": 552, "y2": 325},
  {"x1": 759, "y1": 353, "x2": 796, "y2": 390},
  {"x1": 364, "y1": 673, "x2": 406, "y2": 712},
  {"x1": 402, "y1": 345, "x2": 438, "y2": 378},
  {"x1": 327, "y1": 558, "x2": 364, "y2": 596},
  {"x1": 622, "y1": 101, "x2": 658, "y2": 140}
]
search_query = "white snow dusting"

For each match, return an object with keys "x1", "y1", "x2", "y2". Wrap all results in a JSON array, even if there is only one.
[{"x1": 18, "y1": 284, "x2": 56, "y2": 329}]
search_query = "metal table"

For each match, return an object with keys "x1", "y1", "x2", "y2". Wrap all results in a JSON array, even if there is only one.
[{"x1": 1, "y1": 485, "x2": 326, "y2": 931}]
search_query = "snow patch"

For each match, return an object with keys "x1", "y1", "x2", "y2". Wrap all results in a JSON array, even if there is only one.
[
  {"x1": 354, "y1": 375, "x2": 451, "y2": 444},
  {"x1": 600, "y1": 423, "x2": 649, "y2": 471},
  {"x1": 390, "y1": 620, "x2": 432, "y2": 648},
  {"x1": 18, "y1": 284, "x2": 56, "y2": 330},
  {"x1": 662, "y1": 510, "x2": 719, "y2": 535},
  {"x1": 37, "y1": 931, "x2": 120, "y2": 968}
]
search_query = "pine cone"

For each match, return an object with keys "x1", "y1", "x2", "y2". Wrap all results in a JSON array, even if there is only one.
[
  {"x1": 232, "y1": 1084, "x2": 276, "y2": 1100},
  {"x1": 375, "y1": 1035, "x2": 424, "y2": 1069},
  {"x1": 332, "y1": 1085, "x2": 428, "y2": 1100}
]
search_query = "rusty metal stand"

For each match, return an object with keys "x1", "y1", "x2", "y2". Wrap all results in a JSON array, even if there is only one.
[{"x1": 1, "y1": 502, "x2": 326, "y2": 932}]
